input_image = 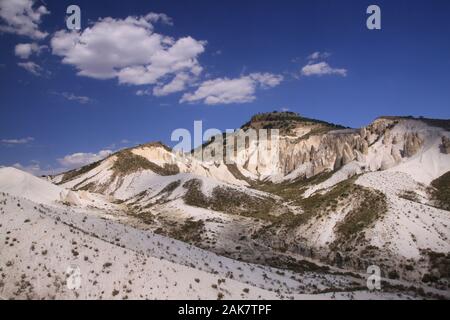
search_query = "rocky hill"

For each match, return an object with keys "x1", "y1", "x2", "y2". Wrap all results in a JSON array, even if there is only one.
[{"x1": 1, "y1": 112, "x2": 450, "y2": 299}]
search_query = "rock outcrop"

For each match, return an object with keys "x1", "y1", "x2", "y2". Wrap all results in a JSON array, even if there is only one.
[
  {"x1": 441, "y1": 136, "x2": 450, "y2": 154},
  {"x1": 403, "y1": 132, "x2": 423, "y2": 157},
  {"x1": 51, "y1": 112, "x2": 450, "y2": 188}
]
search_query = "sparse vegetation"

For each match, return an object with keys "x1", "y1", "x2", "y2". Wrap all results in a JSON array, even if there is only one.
[
  {"x1": 131, "y1": 211, "x2": 154, "y2": 225},
  {"x1": 430, "y1": 171, "x2": 450, "y2": 211},
  {"x1": 270, "y1": 177, "x2": 388, "y2": 240},
  {"x1": 256, "y1": 170, "x2": 334, "y2": 200},
  {"x1": 388, "y1": 270, "x2": 400, "y2": 280},
  {"x1": 378, "y1": 116, "x2": 450, "y2": 131},
  {"x1": 168, "y1": 218, "x2": 205, "y2": 244},
  {"x1": 399, "y1": 190, "x2": 420, "y2": 202},
  {"x1": 112, "y1": 150, "x2": 179, "y2": 177},
  {"x1": 422, "y1": 250, "x2": 450, "y2": 283},
  {"x1": 182, "y1": 179, "x2": 209, "y2": 207},
  {"x1": 335, "y1": 187, "x2": 387, "y2": 239},
  {"x1": 182, "y1": 179, "x2": 282, "y2": 221},
  {"x1": 57, "y1": 160, "x2": 103, "y2": 184},
  {"x1": 158, "y1": 180, "x2": 181, "y2": 196},
  {"x1": 241, "y1": 111, "x2": 345, "y2": 135},
  {"x1": 2, "y1": 112, "x2": 449, "y2": 300},
  {"x1": 269, "y1": 177, "x2": 365, "y2": 229}
]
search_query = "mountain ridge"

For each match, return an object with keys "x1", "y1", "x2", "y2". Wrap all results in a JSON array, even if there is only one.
[
  {"x1": 51, "y1": 112, "x2": 450, "y2": 184},
  {"x1": 1, "y1": 112, "x2": 450, "y2": 299}
]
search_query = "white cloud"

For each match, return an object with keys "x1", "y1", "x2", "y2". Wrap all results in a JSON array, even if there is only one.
[
  {"x1": 1, "y1": 136, "x2": 34, "y2": 144},
  {"x1": 307, "y1": 51, "x2": 331, "y2": 61},
  {"x1": 301, "y1": 51, "x2": 347, "y2": 77},
  {"x1": 153, "y1": 72, "x2": 191, "y2": 96},
  {"x1": 136, "y1": 89, "x2": 151, "y2": 96},
  {"x1": 144, "y1": 12, "x2": 173, "y2": 26},
  {"x1": 14, "y1": 42, "x2": 44, "y2": 59},
  {"x1": 116, "y1": 37, "x2": 204, "y2": 85},
  {"x1": 58, "y1": 150, "x2": 113, "y2": 168},
  {"x1": 57, "y1": 92, "x2": 92, "y2": 104},
  {"x1": 17, "y1": 61, "x2": 42, "y2": 75},
  {"x1": 301, "y1": 62, "x2": 347, "y2": 77},
  {"x1": 180, "y1": 72, "x2": 283, "y2": 105},
  {"x1": 12, "y1": 160, "x2": 66, "y2": 176},
  {"x1": 249, "y1": 73, "x2": 284, "y2": 88},
  {"x1": 51, "y1": 13, "x2": 206, "y2": 96},
  {"x1": 12, "y1": 161, "x2": 49, "y2": 176},
  {"x1": 0, "y1": 0, "x2": 49, "y2": 39},
  {"x1": 13, "y1": 161, "x2": 42, "y2": 175}
]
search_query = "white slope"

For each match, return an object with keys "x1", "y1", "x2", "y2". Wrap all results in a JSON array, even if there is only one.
[
  {"x1": 56, "y1": 156, "x2": 117, "y2": 191},
  {"x1": 356, "y1": 171, "x2": 450, "y2": 259},
  {"x1": 132, "y1": 144, "x2": 247, "y2": 186},
  {"x1": 54, "y1": 143, "x2": 249, "y2": 201},
  {"x1": 0, "y1": 193, "x2": 272, "y2": 299},
  {"x1": 386, "y1": 133, "x2": 450, "y2": 185},
  {"x1": 0, "y1": 167, "x2": 68, "y2": 205},
  {"x1": 364, "y1": 119, "x2": 450, "y2": 185},
  {"x1": 0, "y1": 167, "x2": 118, "y2": 210},
  {"x1": 282, "y1": 120, "x2": 450, "y2": 269},
  {"x1": 303, "y1": 162, "x2": 362, "y2": 198},
  {"x1": 1, "y1": 191, "x2": 419, "y2": 300},
  {"x1": 298, "y1": 169, "x2": 450, "y2": 261}
]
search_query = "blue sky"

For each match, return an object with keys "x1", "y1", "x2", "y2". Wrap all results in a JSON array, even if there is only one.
[{"x1": 0, "y1": 0, "x2": 449, "y2": 175}]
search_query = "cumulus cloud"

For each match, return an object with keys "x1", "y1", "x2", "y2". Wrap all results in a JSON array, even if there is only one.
[
  {"x1": 12, "y1": 160, "x2": 67, "y2": 176},
  {"x1": 0, "y1": 0, "x2": 49, "y2": 39},
  {"x1": 51, "y1": 13, "x2": 206, "y2": 96},
  {"x1": 12, "y1": 162, "x2": 41, "y2": 175},
  {"x1": 1, "y1": 136, "x2": 34, "y2": 144},
  {"x1": 14, "y1": 42, "x2": 44, "y2": 59},
  {"x1": 17, "y1": 61, "x2": 42, "y2": 75},
  {"x1": 301, "y1": 61, "x2": 347, "y2": 77},
  {"x1": 58, "y1": 150, "x2": 113, "y2": 168},
  {"x1": 12, "y1": 160, "x2": 59, "y2": 176},
  {"x1": 11, "y1": 147, "x2": 117, "y2": 175},
  {"x1": 153, "y1": 72, "x2": 191, "y2": 96},
  {"x1": 180, "y1": 72, "x2": 283, "y2": 105}
]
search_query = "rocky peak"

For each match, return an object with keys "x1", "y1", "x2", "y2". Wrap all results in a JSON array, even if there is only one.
[
  {"x1": 240, "y1": 111, "x2": 345, "y2": 135},
  {"x1": 52, "y1": 113, "x2": 449, "y2": 190},
  {"x1": 135, "y1": 141, "x2": 172, "y2": 152}
]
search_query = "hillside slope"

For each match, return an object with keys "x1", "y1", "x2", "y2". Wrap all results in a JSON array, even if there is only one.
[
  {"x1": 1, "y1": 183, "x2": 428, "y2": 299},
  {"x1": 2, "y1": 112, "x2": 450, "y2": 299}
]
